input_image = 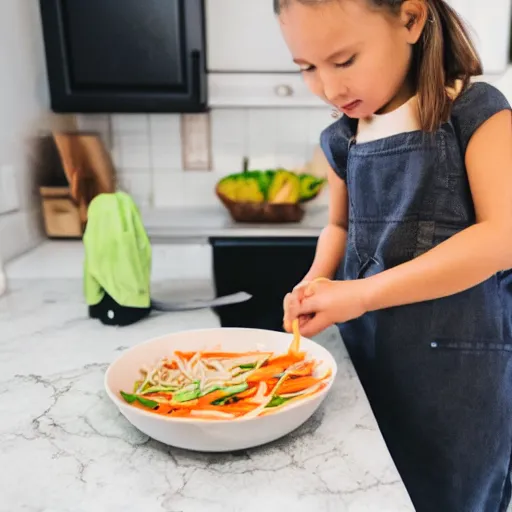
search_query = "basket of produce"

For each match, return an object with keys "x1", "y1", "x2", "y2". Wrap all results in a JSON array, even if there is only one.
[{"x1": 215, "y1": 168, "x2": 326, "y2": 223}]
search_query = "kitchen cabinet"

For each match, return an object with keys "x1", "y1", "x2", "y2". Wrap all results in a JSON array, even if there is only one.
[
  {"x1": 205, "y1": 0, "x2": 296, "y2": 73},
  {"x1": 205, "y1": 0, "x2": 323, "y2": 107},
  {"x1": 39, "y1": 0, "x2": 207, "y2": 113}
]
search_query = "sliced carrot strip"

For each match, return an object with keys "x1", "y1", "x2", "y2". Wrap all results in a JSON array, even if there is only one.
[
  {"x1": 236, "y1": 387, "x2": 258, "y2": 399},
  {"x1": 173, "y1": 351, "x2": 194, "y2": 361},
  {"x1": 289, "y1": 319, "x2": 301, "y2": 354},
  {"x1": 265, "y1": 378, "x2": 280, "y2": 394},
  {"x1": 169, "y1": 409, "x2": 192, "y2": 418},
  {"x1": 199, "y1": 404, "x2": 259, "y2": 415},
  {"x1": 278, "y1": 377, "x2": 320, "y2": 395},
  {"x1": 196, "y1": 390, "x2": 226, "y2": 407},
  {"x1": 268, "y1": 353, "x2": 306, "y2": 367},
  {"x1": 246, "y1": 365, "x2": 285, "y2": 383}
]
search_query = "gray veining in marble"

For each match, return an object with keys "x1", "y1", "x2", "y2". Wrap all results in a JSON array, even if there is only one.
[{"x1": 0, "y1": 279, "x2": 414, "y2": 512}]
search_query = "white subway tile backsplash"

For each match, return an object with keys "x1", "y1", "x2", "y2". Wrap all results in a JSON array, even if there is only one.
[
  {"x1": 308, "y1": 108, "x2": 334, "y2": 146},
  {"x1": 112, "y1": 114, "x2": 149, "y2": 134},
  {"x1": 149, "y1": 116, "x2": 182, "y2": 169},
  {"x1": 153, "y1": 171, "x2": 222, "y2": 208},
  {"x1": 153, "y1": 171, "x2": 186, "y2": 208},
  {"x1": 111, "y1": 145, "x2": 122, "y2": 169},
  {"x1": 117, "y1": 171, "x2": 153, "y2": 208},
  {"x1": 151, "y1": 142, "x2": 182, "y2": 170},
  {"x1": 247, "y1": 109, "x2": 278, "y2": 162},
  {"x1": 277, "y1": 109, "x2": 308, "y2": 145},
  {"x1": 149, "y1": 114, "x2": 181, "y2": 136},
  {"x1": 212, "y1": 148, "x2": 245, "y2": 175},
  {"x1": 211, "y1": 109, "x2": 247, "y2": 174},
  {"x1": 183, "y1": 172, "x2": 222, "y2": 207},
  {"x1": 211, "y1": 110, "x2": 247, "y2": 145},
  {"x1": 275, "y1": 154, "x2": 308, "y2": 171},
  {"x1": 115, "y1": 132, "x2": 151, "y2": 170},
  {"x1": 248, "y1": 155, "x2": 279, "y2": 169},
  {"x1": 80, "y1": 106, "x2": 333, "y2": 208}
]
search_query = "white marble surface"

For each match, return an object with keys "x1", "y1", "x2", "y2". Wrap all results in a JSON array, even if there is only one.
[
  {"x1": 0, "y1": 257, "x2": 5, "y2": 297},
  {"x1": 142, "y1": 204, "x2": 328, "y2": 241},
  {"x1": 0, "y1": 277, "x2": 414, "y2": 512}
]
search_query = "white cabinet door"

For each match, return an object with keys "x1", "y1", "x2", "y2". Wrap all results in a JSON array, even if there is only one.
[
  {"x1": 448, "y1": 0, "x2": 511, "y2": 74},
  {"x1": 205, "y1": 0, "x2": 297, "y2": 72}
]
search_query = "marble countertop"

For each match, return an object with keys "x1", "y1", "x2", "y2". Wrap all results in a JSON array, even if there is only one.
[
  {"x1": 142, "y1": 205, "x2": 328, "y2": 241},
  {"x1": 0, "y1": 277, "x2": 414, "y2": 512}
]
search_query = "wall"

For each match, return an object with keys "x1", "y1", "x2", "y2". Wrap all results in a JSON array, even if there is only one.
[
  {"x1": 0, "y1": 0, "x2": 73, "y2": 264},
  {"x1": 78, "y1": 107, "x2": 334, "y2": 210}
]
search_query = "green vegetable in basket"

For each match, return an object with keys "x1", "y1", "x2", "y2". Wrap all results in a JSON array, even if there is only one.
[
  {"x1": 258, "y1": 170, "x2": 276, "y2": 198},
  {"x1": 216, "y1": 169, "x2": 325, "y2": 205},
  {"x1": 299, "y1": 174, "x2": 327, "y2": 202}
]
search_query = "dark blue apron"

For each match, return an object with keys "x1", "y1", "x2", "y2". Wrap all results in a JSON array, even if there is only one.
[{"x1": 321, "y1": 82, "x2": 512, "y2": 512}]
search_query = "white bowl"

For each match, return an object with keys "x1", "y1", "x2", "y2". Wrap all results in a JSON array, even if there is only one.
[{"x1": 104, "y1": 327, "x2": 337, "y2": 452}]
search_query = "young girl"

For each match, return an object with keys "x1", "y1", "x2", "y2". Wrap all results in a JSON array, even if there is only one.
[{"x1": 277, "y1": 0, "x2": 512, "y2": 510}]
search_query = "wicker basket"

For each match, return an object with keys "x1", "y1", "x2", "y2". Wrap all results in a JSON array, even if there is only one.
[{"x1": 216, "y1": 187, "x2": 305, "y2": 223}]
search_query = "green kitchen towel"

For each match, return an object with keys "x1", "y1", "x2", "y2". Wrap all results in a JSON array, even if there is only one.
[
  {"x1": 83, "y1": 191, "x2": 251, "y2": 327},
  {"x1": 84, "y1": 191, "x2": 151, "y2": 309}
]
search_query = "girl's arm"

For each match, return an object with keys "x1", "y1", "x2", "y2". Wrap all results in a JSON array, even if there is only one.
[
  {"x1": 363, "y1": 109, "x2": 512, "y2": 312},
  {"x1": 303, "y1": 163, "x2": 348, "y2": 282}
]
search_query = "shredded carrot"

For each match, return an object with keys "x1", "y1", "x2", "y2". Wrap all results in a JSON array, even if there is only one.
[
  {"x1": 196, "y1": 390, "x2": 227, "y2": 407},
  {"x1": 278, "y1": 377, "x2": 320, "y2": 395},
  {"x1": 173, "y1": 351, "x2": 194, "y2": 361},
  {"x1": 169, "y1": 409, "x2": 192, "y2": 418},
  {"x1": 174, "y1": 351, "x2": 270, "y2": 361},
  {"x1": 287, "y1": 277, "x2": 330, "y2": 354},
  {"x1": 265, "y1": 378, "x2": 280, "y2": 394},
  {"x1": 289, "y1": 319, "x2": 301, "y2": 354},
  {"x1": 201, "y1": 403, "x2": 258, "y2": 415},
  {"x1": 121, "y1": 328, "x2": 334, "y2": 420},
  {"x1": 236, "y1": 387, "x2": 258, "y2": 399},
  {"x1": 246, "y1": 365, "x2": 285, "y2": 383},
  {"x1": 268, "y1": 352, "x2": 306, "y2": 367}
]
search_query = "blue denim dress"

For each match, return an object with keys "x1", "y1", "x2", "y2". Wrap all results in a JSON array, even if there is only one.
[{"x1": 321, "y1": 82, "x2": 512, "y2": 512}]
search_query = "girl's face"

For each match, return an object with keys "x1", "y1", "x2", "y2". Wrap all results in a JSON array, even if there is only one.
[{"x1": 278, "y1": 0, "x2": 422, "y2": 117}]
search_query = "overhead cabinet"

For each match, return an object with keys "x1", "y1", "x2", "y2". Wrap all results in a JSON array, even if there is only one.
[{"x1": 39, "y1": 0, "x2": 207, "y2": 113}]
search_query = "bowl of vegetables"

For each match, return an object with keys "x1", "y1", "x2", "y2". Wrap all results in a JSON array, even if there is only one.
[
  {"x1": 215, "y1": 169, "x2": 326, "y2": 223},
  {"x1": 104, "y1": 327, "x2": 337, "y2": 452}
]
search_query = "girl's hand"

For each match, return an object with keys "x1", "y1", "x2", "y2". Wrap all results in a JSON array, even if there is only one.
[
  {"x1": 283, "y1": 279, "x2": 369, "y2": 338},
  {"x1": 283, "y1": 279, "x2": 313, "y2": 333}
]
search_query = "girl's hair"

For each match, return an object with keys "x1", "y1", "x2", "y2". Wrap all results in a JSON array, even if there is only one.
[{"x1": 274, "y1": 0, "x2": 483, "y2": 131}]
